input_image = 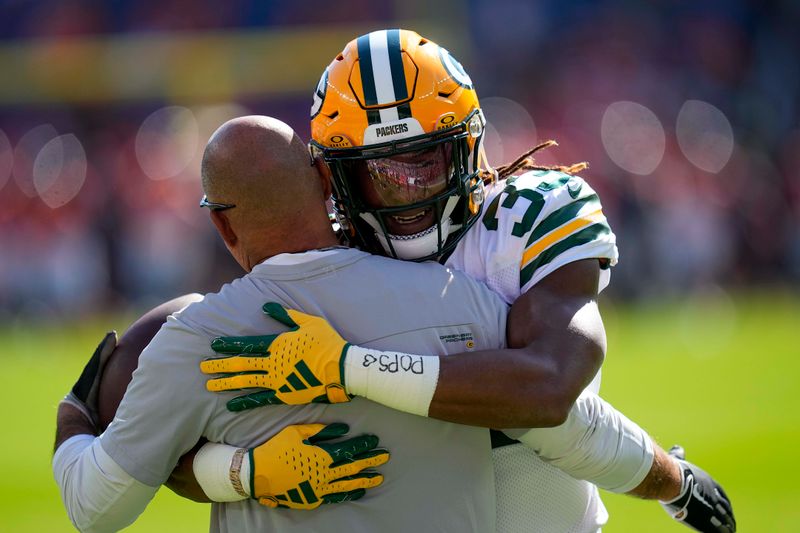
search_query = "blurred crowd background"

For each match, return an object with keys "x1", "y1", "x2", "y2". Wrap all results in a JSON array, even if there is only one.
[{"x1": 0, "y1": 0, "x2": 798, "y2": 321}]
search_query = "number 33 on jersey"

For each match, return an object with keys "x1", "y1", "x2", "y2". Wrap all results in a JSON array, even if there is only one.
[{"x1": 446, "y1": 169, "x2": 618, "y2": 304}]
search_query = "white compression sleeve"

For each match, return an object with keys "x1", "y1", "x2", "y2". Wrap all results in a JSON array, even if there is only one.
[
  {"x1": 193, "y1": 442, "x2": 251, "y2": 501},
  {"x1": 53, "y1": 435, "x2": 158, "y2": 533},
  {"x1": 344, "y1": 345, "x2": 440, "y2": 417},
  {"x1": 505, "y1": 389, "x2": 655, "y2": 493}
]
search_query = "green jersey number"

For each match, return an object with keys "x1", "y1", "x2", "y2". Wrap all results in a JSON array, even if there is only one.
[{"x1": 481, "y1": 173, "x2": 571, "y2": 237}]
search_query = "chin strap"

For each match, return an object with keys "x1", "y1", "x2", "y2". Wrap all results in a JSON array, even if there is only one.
[{"x1": 359, "y1": 195, "x2": 460, "y2": 260}]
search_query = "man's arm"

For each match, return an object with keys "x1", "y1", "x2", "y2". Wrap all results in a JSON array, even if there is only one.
[
  {"x1": 202, "y1": 259, "x2": 604, "y2": 428},
  {"x1": 53, "y1": 329, "x2": 162, "y2": 532},
  {"x1": 55, "y1": 402, "x2": 96, "y2": 452},
  {"x1": 54, "y1": 403, "x2": 159, "y2": 533}
]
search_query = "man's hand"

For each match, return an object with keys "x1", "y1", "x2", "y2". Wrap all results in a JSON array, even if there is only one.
[
  {"x1": 660, "y1": 446, "x2": 736, "y2": 532},
  {"x1": 251, "y1": 423, "x2": 389, "y2": 510},
  {"x1": 200, "y1": 303, "x2": 350, "y2": 408},
  {"x1": 62, "y1": 331, "x2": 117, "y2": 430}
]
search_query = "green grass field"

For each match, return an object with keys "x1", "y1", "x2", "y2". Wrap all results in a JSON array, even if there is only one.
[{"x1": 2, "y1": 290, "x2": 797, "y2": 531}]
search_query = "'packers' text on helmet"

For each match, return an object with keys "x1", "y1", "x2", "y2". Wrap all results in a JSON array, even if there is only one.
[{"x1": 310, "y1": 28, "x2": 486, "y2": 261}]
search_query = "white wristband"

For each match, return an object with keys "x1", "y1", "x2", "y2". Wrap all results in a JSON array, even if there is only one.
[
  {"x1": 193, "y1": 443, "x2": 251, "y2": 502},
  {"x1": 344, "y1": 345, "x2": 440, "y2": 417}
]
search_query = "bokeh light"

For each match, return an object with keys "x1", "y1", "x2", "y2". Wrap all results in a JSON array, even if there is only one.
[
  {"x1": 194, "y1": 103, "x2": 250, "y2": 143},
  {"x1": 601, "y1": 101, "x2": 665, "y2": 175},
  {"x1": 13, "y1": 124, "x2": 58, "y2": 197},
  {"x1": 0, "y1": 129, "x2": 12, "y2": 191},
  {"x1": 482, "y1": 121, "x2": 503, "y2": 167},
  {"x1": 676, "y1": 99, "x2": 734, "y2": 173},
  {"x1": 0, "y1": 4, "x2": 794, "y2": 319},
  {"x1": 191, "y1": 103, "x2": 250, "y2": 172},
  {"x1": 481, "y1": 97, "x2": 537, "y2": 165},
  {"x1": 32, "y1": 133, "x2": 87, "y2": 209},
  {"x1": 135, "y1": 106, "x2": 199, "y2": 180}
]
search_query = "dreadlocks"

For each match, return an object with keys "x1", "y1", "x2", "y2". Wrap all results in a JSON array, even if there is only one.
[{"x1": 480, "y1": 140, "x2": 589, "y2": 183}]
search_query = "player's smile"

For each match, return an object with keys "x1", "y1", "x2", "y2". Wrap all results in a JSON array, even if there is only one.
[
  {"x1": 387, "y1": 206, "x2": 437, "y2": 236},
  {"x1": 392, "y1": 210, "x2": 427, "y2": 224}
]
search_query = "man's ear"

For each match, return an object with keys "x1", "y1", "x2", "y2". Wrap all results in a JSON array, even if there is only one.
[
  {"x1": 210, "y1": 210, "x2": 238, "y2": 248},
  {"x1": 313, "y1": 156, "x2": 333, "y2": 199}
]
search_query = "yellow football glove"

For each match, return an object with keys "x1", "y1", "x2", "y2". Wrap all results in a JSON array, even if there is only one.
[
  {"x1": 201, "y1": 302, "x2": 351, "y2": 409},
  {"x1": 252, "y1": 422, "x2": 389, "y2": 510}
]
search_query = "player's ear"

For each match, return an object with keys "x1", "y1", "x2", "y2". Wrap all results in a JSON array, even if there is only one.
[
  {"x1": 313, "y1": 156, "x2": 333, "y2": 199},
  {"x1": 210, "y1": 210, "x2": 238, "y2": 248}
]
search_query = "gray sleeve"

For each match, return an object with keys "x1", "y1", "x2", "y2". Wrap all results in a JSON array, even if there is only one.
[
  {"x1": 100, "y1": 318, "x2": 220, "y2": 486},
  {"x1": 53, "y1": 435, "x2": 159, "y2": 532}
]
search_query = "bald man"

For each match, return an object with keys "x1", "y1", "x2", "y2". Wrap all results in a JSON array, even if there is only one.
[
  {"x1": 200, "y1": 117, "x2": 340, "y2": 266},
  {"x1": 54, "y1": 116, "x2": 509, "y2": 532}
]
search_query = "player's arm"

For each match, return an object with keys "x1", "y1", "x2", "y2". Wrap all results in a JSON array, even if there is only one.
[
  {"x1": 516, "y1": 393, "x2": 735, "y2": 531},
  {"x1": 522, "y1": 401, "x2": 736, "y2": 531},
  {"x1": 200, "y1": 259, "x2": 602, "y2": 428},
  {"x1": 435, "y1": 258, "x2": 604, "y2": 426}
]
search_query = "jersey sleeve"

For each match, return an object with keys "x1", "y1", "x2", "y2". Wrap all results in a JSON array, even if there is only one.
[
  {"x1": 503, "y1": 389, "x2": 654, "y2": 494},
  {"x1": 477, "y1": 170, "x2": 618, "y2": 297}
]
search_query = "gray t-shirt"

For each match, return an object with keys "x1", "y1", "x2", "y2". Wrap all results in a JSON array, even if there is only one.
[{"x1": 101, "y1": 248, "x2": 508, "y2": 533}]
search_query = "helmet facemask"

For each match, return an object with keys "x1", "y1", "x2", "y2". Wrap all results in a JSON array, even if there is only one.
[{"x1": 316, "y1": 110, "x2": 486, "y2": 261}]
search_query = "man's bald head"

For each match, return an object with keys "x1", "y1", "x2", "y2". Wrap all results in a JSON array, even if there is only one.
[
  {"x1": 202, "y1": 116, "x2": 320, "y2": 218},
  {"x1": 201, "y1": 116, "x2": 336, "y2": 269}
]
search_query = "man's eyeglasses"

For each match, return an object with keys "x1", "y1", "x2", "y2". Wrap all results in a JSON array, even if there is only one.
[{"x1": 199, "y1": 195, "x2": 236, "y2": 211}]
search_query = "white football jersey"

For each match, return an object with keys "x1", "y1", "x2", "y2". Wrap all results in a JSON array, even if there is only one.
[
  {"x1": 447, "y1": 169, "x2": 618, "y2": 533},
  {"x1": 447, "y1": 169, "x2": 618, "y2": 305}
]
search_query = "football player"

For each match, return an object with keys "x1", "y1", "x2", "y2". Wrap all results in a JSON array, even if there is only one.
[{"x1": 201, "y1": 30, "x2": 735, "y2": 532}]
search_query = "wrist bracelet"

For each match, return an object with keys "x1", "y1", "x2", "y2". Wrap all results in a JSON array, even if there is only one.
[{"x1": 230, "y1": 448, "x2": 248, "y2": 498}]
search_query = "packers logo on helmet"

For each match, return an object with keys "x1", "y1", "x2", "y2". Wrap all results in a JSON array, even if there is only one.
[
  {"x1": 310, "y1": 70, "x2": 328, "y2": 120},
  {"x1": 310, "y1": 29, "x2": 487, "y2": 261},
  {"x1": 438, "y1": 47, "x2": 473, "y2": 89}
]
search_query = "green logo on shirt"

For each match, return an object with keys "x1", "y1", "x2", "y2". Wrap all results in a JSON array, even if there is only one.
[{"x1": 567, "y1": 179, "x2": 583, "y2": 199}]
